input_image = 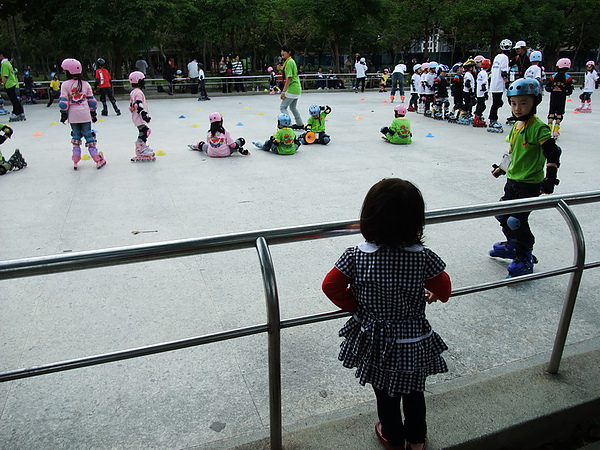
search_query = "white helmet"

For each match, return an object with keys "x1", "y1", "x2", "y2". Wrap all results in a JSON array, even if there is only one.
[
  {"x1": 413, "y1": 64, "x2": 422, "y2": 72},
  {"x1": 500, "y1": 39, "x2": 512, "y2": 51}
]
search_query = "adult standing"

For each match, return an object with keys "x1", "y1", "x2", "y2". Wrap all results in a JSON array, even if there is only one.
[
  {"x1": 135, "y1": 56, "x2": 148, "y2": 75},
  {"x1": 162, "y1": 58, "x2": 175, "y2": 95},
  {"x1": 487, "y1": 39, "x2": 512, "y2": 132},
  {"x1": 280, "y1": 45, "x2": 304, "y2": 130},
  {"x1": 187, "y1": 57, "x2": 199, "y2": 94},
  {"x1": 218, "y1": 56, "x2": 230, "y2": 93},
  {"x1": 511, "y1": 40, "x2": 531, "y2": 80},
  {"x1": 231, "y1": 54, "x2": 246, "y2": 92},
  {"x1": 390, "y1": 60, "x2": 407, "y2": 103},
  {"x1": 0, "y1": 50, "x2": 25, "y2": 121}
]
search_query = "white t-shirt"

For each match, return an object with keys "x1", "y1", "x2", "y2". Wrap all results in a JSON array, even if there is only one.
[
  {"x1": 423, "y1": 72, "x2": 435, "y2": 95},
  {"x1": 393, "y1": 63, "x2": 406, "y2": 74},
  {"x1": 188, "y1": 61, "x2": 199, "y2": 78},
  {"x1": 355, "y1": 62, "x2": 368, "y2": 78},
  {"x1": 490, "y1": 53, "x2": 509, "y2": 93},
  {"x1": 524, "y1": 64, "x2": 542, "y2": 81},
  {"x1": 411, "y1": 73, "x2": 421, "y2": 93},
  {"x1": 583, "y1": 70, "x2": 599, "y2": 93},
  {"x1": 463, "y1": 71, "x2": 475, "y2": 94},
  {"x1": 476, "y1": 70, "x2": 489, "y2": 97}
]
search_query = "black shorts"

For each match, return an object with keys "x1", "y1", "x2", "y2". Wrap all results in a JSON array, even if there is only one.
[{"x1": 548, "y1": 94, "x2": 566, "y2": 115}]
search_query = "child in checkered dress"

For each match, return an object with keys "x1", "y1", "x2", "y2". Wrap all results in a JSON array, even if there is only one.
[{"x1": 322, "y1": 178, "x2": 451, "y2": 450}]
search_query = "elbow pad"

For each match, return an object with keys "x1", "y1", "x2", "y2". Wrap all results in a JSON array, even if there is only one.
[{"x1": 542, "y1": 140, "x2": 562, "y2": 166}]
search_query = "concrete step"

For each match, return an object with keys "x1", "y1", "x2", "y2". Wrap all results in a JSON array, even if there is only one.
[{"x1": 209, "y1": 342, "x2": 600, "y2": 450}]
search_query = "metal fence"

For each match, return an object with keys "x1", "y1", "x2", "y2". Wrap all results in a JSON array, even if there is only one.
[{"x1": 1, "y1": 191, "x2": 599, "y2": 449}]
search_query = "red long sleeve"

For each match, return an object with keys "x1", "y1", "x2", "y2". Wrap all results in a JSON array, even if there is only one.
[
  {"x1": 424, "y1": 271, "x2": 452, "y2": 302},
  {"x1": 322, "y1": 267, "x2": 358, "y2": 313}
]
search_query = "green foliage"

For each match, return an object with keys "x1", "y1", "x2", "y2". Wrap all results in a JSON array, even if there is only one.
[{"x1": 0, "y1": 0, "x2": 598, "y2": 74}]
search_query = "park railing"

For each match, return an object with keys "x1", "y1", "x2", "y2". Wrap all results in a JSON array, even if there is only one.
[
  {"x1": 20, "y1": 72, "x2": 590, "y2": 101},
  {"x1": 1, "y1": 191, "x2": 599, "y2": 450}
]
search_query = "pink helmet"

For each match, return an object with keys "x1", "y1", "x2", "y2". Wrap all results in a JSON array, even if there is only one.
[
  {"x1": 267, "y1": 66, "x2": 273, "y2": 72},
  {"x1": 128, "y1": 71, "x2": 145, "y2": 84},
  {"x1": 209, "y1": 112, "x2": 222, "y2": 123},
  {"x1": 394, "y1": 104, "x2": 407, "y2": 116},
  {"x1": 61, "y1": 58, "x2": 82, "y2": 75},
  {"x1": 474, "y1": 55, "x2": 485, "y2": 63},
  {"x1": 556, "y1": 58, "x2": 571, "y2": 69},
  {"x1": 421, "y1": 62, "x2": 430, "y2": 70},
  {"x1": 586, "y1": 60, "x2": 596, "y2": 67}
]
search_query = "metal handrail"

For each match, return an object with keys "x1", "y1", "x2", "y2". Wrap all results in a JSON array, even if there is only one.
[{"x1": 1, "y1": 191, "x2": 599, "y2": 450}]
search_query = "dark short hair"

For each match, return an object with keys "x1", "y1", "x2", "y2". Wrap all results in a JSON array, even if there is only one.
[
  {"x1": 360, "y1": 178, "x2": 425, "y2": 247},
  {"x1": 281, "y1": 45, "x2": 294, "y2": 56},
  {"x1": 0, "y1": 49, "x2": 9, "y2": 59}
]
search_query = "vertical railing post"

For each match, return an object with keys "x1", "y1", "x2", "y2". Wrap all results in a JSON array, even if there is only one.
[
  {"x1": 255, "y1": 237, "x2": 283, "y2": 450},
  {"x1": 547, "y1": 200, "x2": 586, "y2": 374}
]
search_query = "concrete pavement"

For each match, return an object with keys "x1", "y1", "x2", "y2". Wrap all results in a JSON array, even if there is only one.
[{"x1": 1, "y1": 86, "x2": 599, "y2": 449}]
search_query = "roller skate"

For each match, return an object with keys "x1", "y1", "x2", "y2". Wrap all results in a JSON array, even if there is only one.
[
  {"x1": 424, "y1": 109, "x2": 433, "y2": 118},
  {"x1": 487, "y1": 120, "x2": 504, "y2": 133},
  {"x1": 93, "y1": 152, "x2": 107, "y2": 169},
  {"x1": 552, "y1": 123, "x2": 560, "y2": 139},
  {"x1": 506, "y1": 252, "x2": 537, "y2": 278},
  {"x1": 9, "y1": 113, "x2": 26, "y2": 122},
  {"x1": 0, "y1": 99, "x2": 8, "y2": 115},
  {"x1": 188, "y1": 141, "x2": 205, "y2": 151},
  {"x1": 458, "y1": 112, "x2": 473, "y2": 125},
  {"x1": 7, "y1": 148, "x2": 27, "y2": 170},
  {"x1": 390, "y1": 94, "x2": 395, "y2": 103},
  {"x1": 581, "y1": 102, "x2": 592, "y2": 113},
  {"x1": 472, "y1": 114, "x2": 487, "y2": 127},
  {"x1": 131, "y1": 141, "x2": 156, "y2": 162},
  {"x1": 433, "y1": 106, "x2": 444, "y2": 120},
  {"x1": 505, "y1": 116, "x2": 517, "y2": 126},
  {"x1": 446, "y1": 111, "x2": 457, "y2": 123},
  {"x1": 489, "y1": 239, "x2": 517, "y2": 259},
  {"x1": 407, "y1": 105, "x2": 416, "y2": 112},
  {"x1": 0, "y1": 151, "x2": 10, "y2": 175},
  {"x1": 400, "y1": 95, "x2": 405, "y2": 103}
]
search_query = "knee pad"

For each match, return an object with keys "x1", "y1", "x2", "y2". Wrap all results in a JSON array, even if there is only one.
[
  {"x1": 71, "y1": 138, "x2": 82, "y2": 146},
  {"x1": 507, "y1": 216, "x2": 521, "y2": 231},
  {"x1": 236, "y1": 137, "x2": 245, "y2": 147},
  {"x1": 320, "y1": 134, "x2": 330, "y2": 145}
]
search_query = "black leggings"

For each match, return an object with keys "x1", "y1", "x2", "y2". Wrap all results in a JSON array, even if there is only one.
[
  {"x1": 356, "y1": 77, "x2": 366, "y2": 92},
  {"x1": 373, "y1": 387, "x2": 426, "y2": 446}
]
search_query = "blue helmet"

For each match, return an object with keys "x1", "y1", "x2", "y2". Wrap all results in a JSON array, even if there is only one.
[
  {"x1": 530, "y1": 51, "x2": 542, "y2": 62},
  {"x1": 428, "y1": 61, "x2": 438, "y2": 71},
  {"x1": 507, "y1": 78, "x2": 542, "y2": 97},
  {"x1": 437, "y1": 64, "x2": 449, "y2": 73},
  {"x1": 277, "y1": 113, "x2": 291, "y2": 127},
  {"x1": 309, "y1": 104, "x2": 320, "y2": 116}
]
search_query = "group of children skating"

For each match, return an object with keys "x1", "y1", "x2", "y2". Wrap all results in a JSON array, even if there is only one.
[{"x1": 398, "y1": 49, "x2": 598, "y2": 141}]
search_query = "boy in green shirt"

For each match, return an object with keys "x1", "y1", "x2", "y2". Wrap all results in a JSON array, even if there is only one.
[
  {"x1": 489, "y1": 78, "x2": 561, "y2": 278},
  {"x1": 252, "y1": 113, "x2": 300, "y2": 155},
  {"x1": 300, "y1": 104, "x2": 331, "y2": 145},
  {"x1": 0, "y1": 50, "x2": 25, "y2": 121},
  {"x1": 381, "y1": 104, "x2": 412, "y2": 144}
]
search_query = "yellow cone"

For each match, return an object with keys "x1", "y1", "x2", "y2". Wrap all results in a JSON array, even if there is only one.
[{"x1": 156, "y1": 150, "x2": 166, "y2": 156}]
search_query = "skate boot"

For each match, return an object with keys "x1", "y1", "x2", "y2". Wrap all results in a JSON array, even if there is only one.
[
  {"x1": 505, "y1": 116, "x2": 517, "y2": 125},
  {"x1": 72, "y1": 145, "x2": 81, "y2": 170},
  {"x1": 552, "y1": 123, "x2": 560, "y2": 139},
  {"x1": 581, "y1": 101, "x2": 592, "y2": 113},
  {"x1": 390, "y1": 95, "x2": 395, "y2": 103},
  {"x1": 446, "y1": 112, "x2": 457, "y2": 123},
  {"x1": 489, "y1": 239, "x2": 517, "y2": 259},
  {"x1": 188, "y1": 141, "x2": 205, "y2": 151},
  {"x1": 424, "y1": 109, "x2": 432, "y2": 118},
  {"x1": 7, "y1": 149, "x2": 27, "y2": 170},
  {"x1": 458, "y1": 112, "x2": 473, "y2": 125},
  {"x1": 9, "y1": 113, "x2": 26, "y2": 122},
  {"x1": 131, "y1": 141, "x2": 156, "y2": 162},
  {"x1": 574, "y1": 103, "x2": 584, "y2": 112},
  {"x1": 487, "y1": 120, "x2": 504, "y2": 133},
  {"x1": 506, "y1": 252, "x2": 537, "y2": 278},
  {"x1": 407, "y1": 105, "x2": 416, "y2": 112},
  {"x1": 0, "y1": 99, "x2": 8, "y2": 115},
  {"x1": 115, "y1": 108, "x2": 121, "y2": 116},
  {"x1": 472, "y1": 115, "x2": 487, "y2": 127},
  {"x1": 401, "y1": 95, "x2": 405, "y2": 103},
  {"x1": 101, "y1": 109, "x2": 108, "y2": 116},
  {"x1": 93, "y1": 152, "x2": 107, "y2": 169},
  {"x1": 0, "y1": 151, "x2": 10, "y2": 175}
]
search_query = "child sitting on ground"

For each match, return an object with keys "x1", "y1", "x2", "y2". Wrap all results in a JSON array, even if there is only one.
[
  {"x1": 380, "y1": 104, "x2": 412, "y2": 145},
  {"x1": 253, "y1": 113, "x2": 300, "y2": 155},
  {"x1": 300, "y1": 104, "x2": 331, "y2": 145},
  {"x1": 188, "y1": 111, "x2": 249, "y2": 157}
]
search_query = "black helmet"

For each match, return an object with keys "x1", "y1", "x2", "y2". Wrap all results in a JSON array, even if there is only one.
[{"x1": 96, "y1": 58, "x2": 106, "y2": 67}]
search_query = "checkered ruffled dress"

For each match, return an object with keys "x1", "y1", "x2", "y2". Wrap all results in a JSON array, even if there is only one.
[{"x1": 335, "y1": 242, "x2": 448, "y2": 395}]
